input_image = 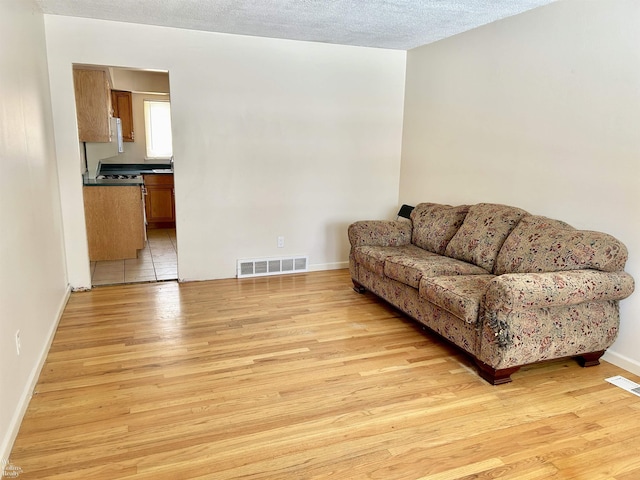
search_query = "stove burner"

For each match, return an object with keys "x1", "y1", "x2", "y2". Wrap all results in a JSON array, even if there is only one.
[{"x1": 96, "y1": 174, "x2": 142, "y2": 180}]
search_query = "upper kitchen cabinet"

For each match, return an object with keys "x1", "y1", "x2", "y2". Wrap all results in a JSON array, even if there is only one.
[
  {"x1": 73, "y1": 68, "x2": 111, "y2": 142},
  {"x1": 111, "y1": 90, "x2": 134, "y2": 142}
]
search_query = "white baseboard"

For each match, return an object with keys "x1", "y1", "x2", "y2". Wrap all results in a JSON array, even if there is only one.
[
  {"x1": 0, "y1": 286, "x2": 71, "y2": 463},
  {"x1": 603, "y1": 350, "x2": 640, "y2": 377},
  {"x1": 309, "y1": 261, "x2": 349, "y2": 272}
]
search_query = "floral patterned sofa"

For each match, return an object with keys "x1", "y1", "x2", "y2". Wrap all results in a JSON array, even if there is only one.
[{"x1": 348, "y1": 203, "x2": 635, "y2": 384}]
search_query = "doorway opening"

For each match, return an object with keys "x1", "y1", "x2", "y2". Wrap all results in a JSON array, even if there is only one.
[{"x1": 74, "y1": 64, "x2": 178, "y2": 286}]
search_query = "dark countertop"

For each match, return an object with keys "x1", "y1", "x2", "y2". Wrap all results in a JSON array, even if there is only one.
[{"x1": 82, "y1": 162, "x2": 173, "y2": 187}]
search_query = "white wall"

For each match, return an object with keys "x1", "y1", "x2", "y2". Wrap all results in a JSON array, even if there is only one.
[
  {"x1": 400, "y1": 0, "x2": 640, "y2": 373},
  {"x1": 0, "y1": 0, "x2": 69, "y2": 461},
  {"x1": 43, "y1": 16, "x2": 407, "y2": 287}
]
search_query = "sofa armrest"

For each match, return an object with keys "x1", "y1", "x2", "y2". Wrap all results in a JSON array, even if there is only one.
[
  {"x1": 348, "y1": 220, "x2": 412, "y2": 248},
  {"x1": 484, "y1": 270, "x2": 635, "y2": 313}
]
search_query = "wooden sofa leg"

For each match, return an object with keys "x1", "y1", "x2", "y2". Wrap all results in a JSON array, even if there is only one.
[
  {"x1": 475, "y1": 360, "x2": 520, "y2": 385},
  {"x1": 352, "y1": 280, "x2": 367, "y2": 294},
  {"x1": 577, "y1": 350, "x2": 605, "y2": 367}
]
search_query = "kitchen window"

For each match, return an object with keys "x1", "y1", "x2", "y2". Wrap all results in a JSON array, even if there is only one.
[{"x1": 144, "y1": 100, "x2": 173, "y2": 159}]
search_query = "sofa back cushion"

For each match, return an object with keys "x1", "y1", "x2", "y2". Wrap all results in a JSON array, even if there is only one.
[
  {"x1": 444, "y1": 203, "x2": 528, "y2": 272},
  {"x1": 494, "y1": 215, "x2": 629, "y2": 274},
  {"x1": 410, "y1": 203, "x2": 470, "y2": 255}
]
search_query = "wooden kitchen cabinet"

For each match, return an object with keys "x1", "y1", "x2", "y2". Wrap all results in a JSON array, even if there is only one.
[
  {"x1": 83, "y1": 186, "x2": 146, "y2": 261},
  {"x1": 73, "y1": 68, "x2": 112, "y2": 142},
  {"x1": 144, "y1": 174, "x2": 176, "y2": 228},
  {"x1": 111, "y1": 90, "x2": 134, "y2": 142}
]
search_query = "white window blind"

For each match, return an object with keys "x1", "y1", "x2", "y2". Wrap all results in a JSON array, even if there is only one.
[{"x1": 144, "y1": 100, "x2": 173, "y2": 159}]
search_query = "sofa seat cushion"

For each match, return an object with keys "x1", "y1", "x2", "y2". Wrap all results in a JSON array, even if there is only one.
[
  {"x1": 384, "y1": 253, "x2": 489, "y2": 289},
  {"x1": 352, "y1": 244, "x2": 425, "y2": 276},
  {"x1": 445, "y1": 203, "x2": 528, "y2": 273},
  {"x1": 420, "y1": 275, "x2": 496, "y2": 324},
  {"x1": 495, "y1": 215, "x2": 629, "y2": 274},
  {"x1": 410, "y1": 203, "x2": 470, "y2": 254}
]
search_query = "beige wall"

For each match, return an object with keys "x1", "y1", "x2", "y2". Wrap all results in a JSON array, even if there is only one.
[
  {"x1": 44, "y1": 15, "x2": 406, "y2": 287},
  {"x1": 400, "y1": 0, "x2": 640, "y2": 373},
  {"x1": 110, "y1": 69, "x2": 170, "y2": 94},
  {"x1": 0, "y1": 0, "x2": 69, "y2": 460}
]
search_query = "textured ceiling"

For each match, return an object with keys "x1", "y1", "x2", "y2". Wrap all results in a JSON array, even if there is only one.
[{"x1": 35, "y1": 0, "x2": 557, "y2": 50}]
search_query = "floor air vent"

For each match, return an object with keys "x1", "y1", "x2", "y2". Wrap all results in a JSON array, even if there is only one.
[{"x1": 237, "y1": 256, "x2": 308, "y2": 278}]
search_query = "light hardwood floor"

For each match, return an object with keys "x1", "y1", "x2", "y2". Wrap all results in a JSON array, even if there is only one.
[{"x1": 9, "y1": 269, "x2": 640, "y2": 479}]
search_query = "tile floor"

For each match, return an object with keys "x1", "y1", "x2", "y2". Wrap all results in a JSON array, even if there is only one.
[{"x1": 90, "y1": 228, "x2": 177, "y2": 286}]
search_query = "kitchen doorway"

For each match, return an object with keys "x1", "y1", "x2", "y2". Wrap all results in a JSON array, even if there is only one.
[{"x1": 76, "y1": 64, "x2": 178, "y2": 287}]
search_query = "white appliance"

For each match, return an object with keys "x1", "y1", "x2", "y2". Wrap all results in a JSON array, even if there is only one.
[
  {"x1": 85, "y1": 117, "x2": 124, "y2": 178},
  {"x1": 113, "y1": 117, "x2": 124, "y2": 154}
]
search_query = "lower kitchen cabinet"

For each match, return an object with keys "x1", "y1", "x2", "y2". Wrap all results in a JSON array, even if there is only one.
[
  {"x1": 143, "y1": 174, "x2": 175, "y2": 228},
  {"x1": 83, "y1": 185, "x2": 146, "y2": 261}
]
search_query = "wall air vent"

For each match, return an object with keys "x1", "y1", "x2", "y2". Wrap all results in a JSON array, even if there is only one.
[{"x1": 237, "y1": 256, "x2": 308, "y2": 278}]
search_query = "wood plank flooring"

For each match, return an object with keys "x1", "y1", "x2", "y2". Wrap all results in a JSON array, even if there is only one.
[{"x1": 9, "y1": 269, "x2": 640, "y2": 479}]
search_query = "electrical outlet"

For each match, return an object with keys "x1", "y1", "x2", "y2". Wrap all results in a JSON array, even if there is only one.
[
  {"x1": 15, "y1": 330, "x2": 21, "y2": 356},
  {"x1": 277, "y1": 236, "x2": 285, "y2": 248}
]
